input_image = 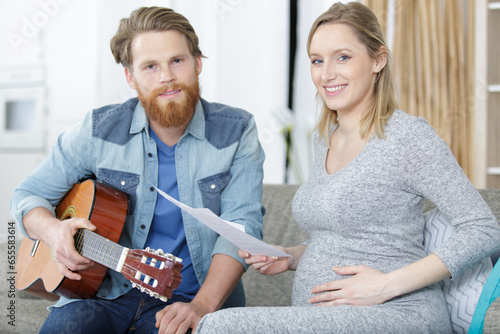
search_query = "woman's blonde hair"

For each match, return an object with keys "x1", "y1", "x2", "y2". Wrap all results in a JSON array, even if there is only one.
[
  {"x1": 110, "y1": 7, "x2": 204, "y2": 69},
  {"x1": 307, "y1": 2, "x2": 398, "y2": 142}
]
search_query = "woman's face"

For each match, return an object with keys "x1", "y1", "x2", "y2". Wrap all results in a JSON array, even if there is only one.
[{"x1": 309, "y1": 23, "x2": 383, "y2": 116}]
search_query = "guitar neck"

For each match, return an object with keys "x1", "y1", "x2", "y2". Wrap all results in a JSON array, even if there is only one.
[{"x1": 74, "y1": 229, "x2": 128, "y2": 272}]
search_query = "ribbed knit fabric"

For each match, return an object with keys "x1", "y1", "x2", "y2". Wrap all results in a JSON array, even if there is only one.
[{"x1": 195, "y1": 110, "x2": 500, "y2": 334}]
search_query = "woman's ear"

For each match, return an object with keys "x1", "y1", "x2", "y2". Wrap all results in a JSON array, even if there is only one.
[{"x1": 373, "y1": 46, "x2": 388, "y2": 74}]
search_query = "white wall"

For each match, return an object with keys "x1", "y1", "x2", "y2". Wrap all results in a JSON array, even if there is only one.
[
  {"x1": 0, "y1": 0, "x2": 295, "y2": 239},
  {"x1": 0, "y1": 0, "x2": 51, "y2": 242}
]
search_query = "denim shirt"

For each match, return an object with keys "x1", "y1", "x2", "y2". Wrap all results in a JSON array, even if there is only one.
[{"x1": 11, "y1": 97, "x2": 265, "y2": 308}]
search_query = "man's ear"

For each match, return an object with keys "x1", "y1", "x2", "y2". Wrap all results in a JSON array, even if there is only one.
[
  {"x1": 373, "y1": 46, "x2": 388, "y2": 74},
  {"x1": 195, "y1": 55, "x2": 203, "y2": 76},
  {"x1": 125, "y1": 67, "x2": 137, "y2": 90}
]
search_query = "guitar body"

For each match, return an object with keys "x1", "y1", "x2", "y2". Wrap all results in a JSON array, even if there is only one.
[{"x1": 16, "y1": 179, "x2": 128, "y2": 300}]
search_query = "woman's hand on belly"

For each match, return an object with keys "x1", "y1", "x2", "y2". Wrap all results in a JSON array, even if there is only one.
[
  {"x1": 309, "y1": 265, "x2": 396, "y2": 306},
  {"x1": 309, "y1": 254, "x2": 451, "y2": 307}
]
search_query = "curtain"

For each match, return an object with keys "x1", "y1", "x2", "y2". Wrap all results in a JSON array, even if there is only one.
[{"x1": 365, "y1": 0, "x2": 475, "y2": 178}]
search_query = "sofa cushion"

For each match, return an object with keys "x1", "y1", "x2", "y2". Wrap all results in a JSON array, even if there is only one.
[
  {"x1": 243, "y1": 184, "x2": 305, "y2": 307},
  {"x1": 423, "y1": 208, "x2": 493, "y2": 334}
]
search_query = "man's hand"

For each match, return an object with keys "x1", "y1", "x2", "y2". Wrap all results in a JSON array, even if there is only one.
[
  {"x1": 154, "y1": 253, "x2": 245, "y2": 333},
  {"x1": 155, "y1": 300, "x2": 207, "y2": 334},
  {"x1": 48, "y1": 217, "x2": 96, "y2": 280},
  {"x1": 23, "y1": 207, "x2": 96, "y2": 280}
]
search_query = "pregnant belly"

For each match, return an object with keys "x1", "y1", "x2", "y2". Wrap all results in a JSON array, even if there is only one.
[
  {"x1": 291, "y1": 239, "x2": 346, "y2": 306},
  {"x1": 290, "y1": 235, "x2": 402, "y2": 306}
]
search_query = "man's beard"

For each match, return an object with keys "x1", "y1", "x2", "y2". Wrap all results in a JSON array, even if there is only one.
[{"x1": 137, "y1": 79, "x2": 200, "y2": 128}]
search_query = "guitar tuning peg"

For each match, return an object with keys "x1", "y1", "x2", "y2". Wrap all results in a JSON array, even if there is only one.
[
  {"x1": 155, "y1": 249, "x2": 165, "y2": 256},
  {"x1": 145, "y1": 247, "x2": 151, "y2": 252},
  {"x1": 167, "y1": 254, "x2": 183, "y2": 263},
  {"x1": 159, "y1": 295, "x2": 168, "y2": 302}
]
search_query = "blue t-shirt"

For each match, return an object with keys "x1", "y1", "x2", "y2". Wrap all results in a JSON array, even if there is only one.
[{"x1": 145, "y1": 127, "x2": 200, "y2": 299}]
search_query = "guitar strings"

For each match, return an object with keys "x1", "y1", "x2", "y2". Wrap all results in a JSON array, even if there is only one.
[
  {"x1": 74, "y1": 229, "x2": 122, "y2": 268},
  {"x1": 75, "y1": 230, "x2": 163, "y2": 287}
]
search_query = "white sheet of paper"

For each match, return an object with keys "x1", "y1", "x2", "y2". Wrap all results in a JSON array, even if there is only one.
[{"x1": 155, "y1": 187, "x2": 290, "y2": 258}]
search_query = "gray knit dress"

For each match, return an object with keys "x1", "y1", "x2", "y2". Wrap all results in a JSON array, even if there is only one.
[{"x1": 195, "y1": 110, "x2": 500, "y2": 334}]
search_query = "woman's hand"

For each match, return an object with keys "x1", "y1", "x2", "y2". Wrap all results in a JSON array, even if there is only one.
[
  {"x1": 238, "y1": 244, "x2": 306, "y2": 275},
  {"x1": 238, "y1": 246, "x2": 296, "y2": 275},
  {"x1": 309, "y1": 265, "x2": 396, "y2": 306},
  {"x1": 310, "y1": 255, "x2": 451, "y2": 307}
]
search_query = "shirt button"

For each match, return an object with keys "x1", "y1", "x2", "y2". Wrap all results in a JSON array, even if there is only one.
[
  {"x1": 121, "y1": 180, "x2": 126, "y2": 186},
  {"x1": 148, "y1": 153, "x2": 153, "y2": 157},
  {"x1": 140, "y1": 224, "x2": 146, "y2": 229},
  {"x1": 210, "y1": 184, "x2": 216, "y2": 189},
  {"x1": 124, "y1": 283, "x2": 129, "y2": 288},
  {"x1": 150, "y1": 187, "x2": 154, "y2": 192}
]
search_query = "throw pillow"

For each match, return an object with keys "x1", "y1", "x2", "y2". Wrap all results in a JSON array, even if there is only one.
[{"x1": 423, "y1": 208, "x2": 493, "y2": 334}]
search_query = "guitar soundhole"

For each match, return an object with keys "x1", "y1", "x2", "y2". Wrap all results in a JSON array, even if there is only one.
[{"x1": 60, "y1": 205, "x2": 77, "y2": 220}]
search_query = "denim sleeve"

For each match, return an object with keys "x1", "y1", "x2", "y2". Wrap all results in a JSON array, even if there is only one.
[
  {"x1": 211, "y1": 115, "x2": 265, "y2": 269},
  {"x1": 10, "y1": 112, "x2": 95, "y2": 238}
]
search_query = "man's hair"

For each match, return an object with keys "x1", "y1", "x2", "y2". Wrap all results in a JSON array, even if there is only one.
[
  {"x1": 307, "y1": 2, "x2": 398, "y2": 141},
  {"x1": 110, "y1": 7, "x2": 204, "y2": 68}
]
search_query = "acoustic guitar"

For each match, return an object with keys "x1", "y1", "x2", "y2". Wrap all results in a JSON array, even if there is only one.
[{"x1": 15, "y1": 179, "x2": 183, "y2": 302}]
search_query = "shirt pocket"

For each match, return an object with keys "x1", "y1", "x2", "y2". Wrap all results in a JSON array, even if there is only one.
[
  {"x1": 198, "y1": 170, "x2": 232, "y2": 216},
  {"x1": 97, "y1": 168, "x2": 140, "y2": 214}
]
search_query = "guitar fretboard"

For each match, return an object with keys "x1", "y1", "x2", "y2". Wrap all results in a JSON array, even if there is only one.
[{"x1": 74, "y1": 229, "x2": 126, "y2": 272}]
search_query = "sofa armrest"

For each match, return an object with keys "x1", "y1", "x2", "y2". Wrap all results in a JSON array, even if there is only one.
[{"x1": 484, "y1": 297, "x2": 500, "y2": 334}]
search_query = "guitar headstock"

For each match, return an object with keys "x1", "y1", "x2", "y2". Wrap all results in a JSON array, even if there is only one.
[{"x1": 122, "y1": 247, "x2": 183, "y2": 302}]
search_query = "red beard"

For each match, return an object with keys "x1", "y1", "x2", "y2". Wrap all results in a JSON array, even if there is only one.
[{"x1": 137, "y1": 79, "x2": 201, "y2": 128}]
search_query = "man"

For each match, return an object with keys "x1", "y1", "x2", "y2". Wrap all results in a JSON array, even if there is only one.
[{"x1": 11, "y1": 7, "x2": 265, "y2": 334}]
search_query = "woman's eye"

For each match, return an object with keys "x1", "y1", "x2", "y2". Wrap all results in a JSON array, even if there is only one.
[
  {"x1": 339, "y1": 55, "x2": 350, "y2": 61},
  {"x1": 146, "y1": 64, "x2": 155, "y2": 70},
  {"x1": 311, "y1": 59, "x2": 323, "y2": 65}
]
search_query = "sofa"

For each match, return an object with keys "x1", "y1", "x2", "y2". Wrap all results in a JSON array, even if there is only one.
[{"x1": 2, "y1": 185, "x2": 499, "y2": 333}]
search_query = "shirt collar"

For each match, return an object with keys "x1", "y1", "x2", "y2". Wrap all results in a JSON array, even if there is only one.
[
  {"x1": 130, "y1": 100, "x2": 148, "y2": 135},
  {"x1": 184, "y1": 99, "x2": 205, "y2": 141}
]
